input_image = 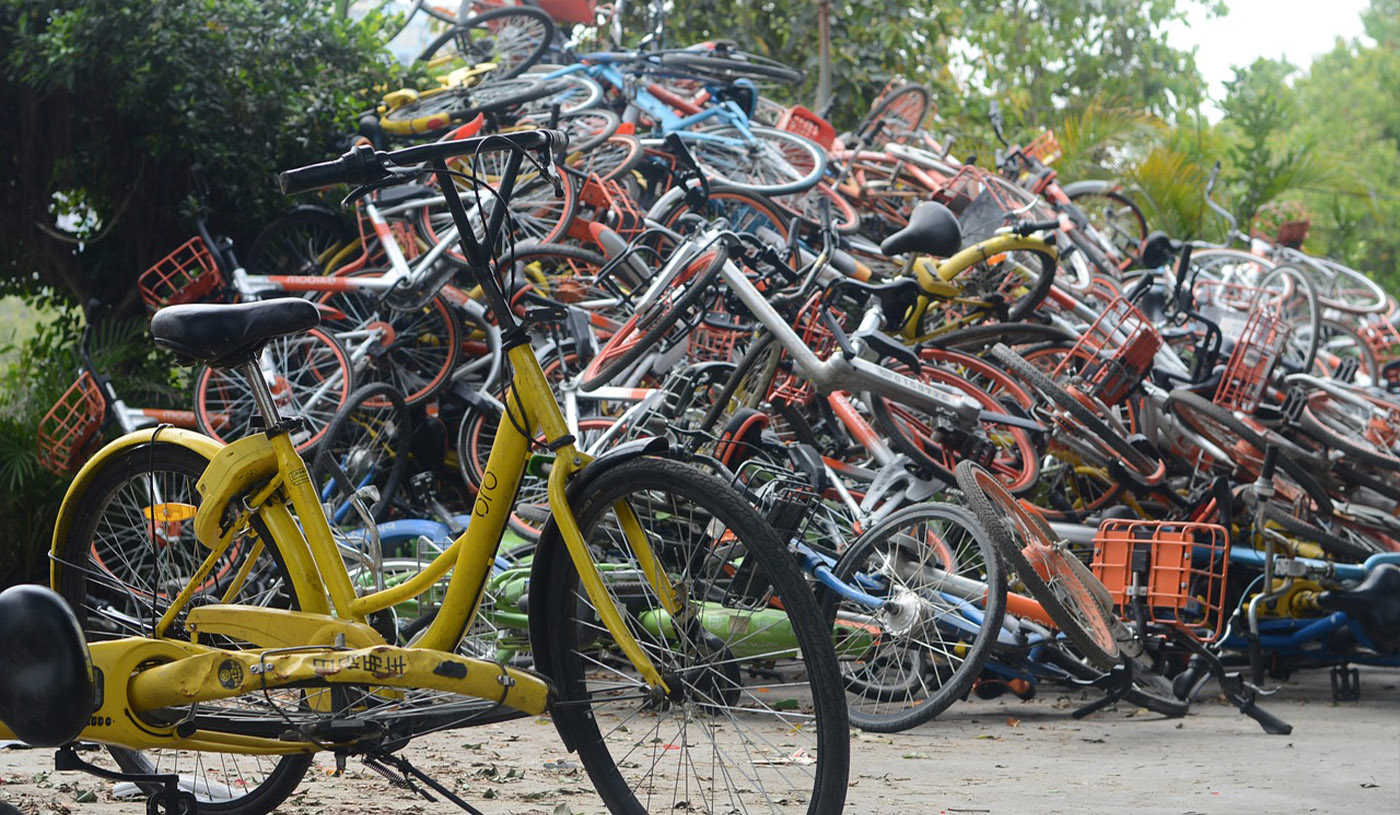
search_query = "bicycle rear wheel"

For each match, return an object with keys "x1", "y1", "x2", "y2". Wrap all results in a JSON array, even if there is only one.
[
  {"x1": 536, "y1": 456, "x2": 849, "y2": 815},
  {"x1": 54, "y1": 442, "x2": 311, "y2": 815},
  {"x1": 313, "y1": 382, "x2": 412, "y2": 525},
  {"x1": 194, "y1": 327, "x2": 352, "y2": 453},
  {"x1": 954, "y1": 460, "x2": 1121, "y2": 669}
]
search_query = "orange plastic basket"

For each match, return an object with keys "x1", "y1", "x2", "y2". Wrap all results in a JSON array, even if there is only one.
[
  {"x1": 37, "y1": 371, "x2": 106, "y2": 475},
  {"x1": 1213, "y1": 305, "x2": 1289, "y2": 413},
  {"x1": 777, "y1": 105, "x2": 836, "y2": 151},
  {"x1": 1054, "y1": 297, "x2": 1163, "y2": 406},
  {"x1": 1091, "y1": 519, "x2": 1231, "y2": 643},
  {"x1": 138, "y1": 237, "x2": 224, "y2": 311},
  {"x1": 1024, "y1": 130, "x2": 1062, "y2": 165}
]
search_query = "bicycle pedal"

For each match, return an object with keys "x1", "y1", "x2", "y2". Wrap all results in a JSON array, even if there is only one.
[{"x1": 1330, "y1": 665, "x2": 1361, "y2": 702}]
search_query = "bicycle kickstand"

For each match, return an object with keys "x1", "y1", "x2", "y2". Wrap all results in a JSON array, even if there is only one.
[
  {"x1": 1070, "y1": 657, "x2": 1135, "y2": 720},
  {"x1": 55, "y1": 744, "x2": 199, "y2": 815}
]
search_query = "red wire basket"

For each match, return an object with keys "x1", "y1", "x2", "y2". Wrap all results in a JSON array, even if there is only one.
[
  {"x1": 1213, "y1": 304, "x2": 1290, "y2": 413},
  {"x1": 37, "y1": 371, "x2": 106, "y2": 476},
  {"x1": 1091, "y1": 519, "x2": 1231, "y2": 643},
  {"x1": 1359, "y1": 316, "x2": 1400, "y2": 366},
  {"x1": 687, "y1": 315, "x2": 746, "y2": 364},
  {"x1": 1053, "y1": 297, "x2": 1164, "y2": 406},
  {"x1": 777, "y1": 105, "x2": 836, "y2": 151},
  {"x1": 769, "y1": 294, "x2": 837, "y2": 407},
  {"x1": 138, "y1": 237, "x2": 224, "y2": 311}
]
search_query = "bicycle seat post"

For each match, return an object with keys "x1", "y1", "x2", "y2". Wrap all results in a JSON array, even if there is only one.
[{"x1": 241, "y1": 358, "x2": 283, "y2": 430}]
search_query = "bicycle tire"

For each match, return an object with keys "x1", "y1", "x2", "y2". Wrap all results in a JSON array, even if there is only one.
[
  {"x1": 1164, "y1": 388, "x2": 1324, "y2": 479},
  {"x1": 1065, "y1": 189, "x2": 1147, "y2": 267},
  {"x1": 566, "y1": 133, "x2": 644, "y2": 181},
  {"x1": 194, "y1": 327, "x2": 353, "y2": 453},
  {"x1": 926, "y1": 321, "x2": 1077, "y2": 352},
  {"x1": 465, "y1": 76, "x2": 569, "y2": 115},
  {"x1": 515, "y1": 71, "x2": 606, "y2": 118},
  {"x1": 579, "y1": 248, "x2": 725, "y2": 390},
  {"x1": 654, "y1": 183, "x2": 793, "y2": 243},
  {"x1": 54, "y1": 442, "x2": 312, "y2": 815},
  {"x1": 535, "y1": 456, "x2": 849, "y2": 815},
  {"x1": 417, "y1": 6, "x2": 555, "y2": 80},
  {"x1": 517, "y1": 106, "x2": 618, "y2": 152},
  {"x1": 317, "y1": 272, "x2": 463, "y2": 406},
  {"x1": 870, "y1": 360, "x2": 1041, "y2": 494},
  {"x1": 778, "y1": 182, "x2": 863, "y2": 234},
  {"x1": 954, "y1": 460, "x2": 1121, "y2": 669},
  {"x1": 655, "y1": 50, "x2": 805, "y2": 86},
  {"x1": 826, "y1": 502, "x2": 1007, "y2": 732},
  {"x1": 1261, "y1": 264, "x2": 1320, "y2": 374},
  {"x1": 246, "y1": 209, "x2": 357, "y2": 276},
  {"x1": 991, "y1": 343, "x2": 1164, "y2": 484},
  {"x1": 419, "y1": 172, "x2": 578, "y2": 248},
  {"x1": 313, "y1": 382, "x2": 412, "y2": 524},
  {"x1": 1294, "y1": 254, "x2": 1389, "y2": 315},
  {"x1": 1261, "y1": 502, "x2": 1374, "y2": 562},
  {"x1": 857, "y1": 83, "x2": 931, "y2": 139},
  {"x1": 1300, "y1": 391, "x2": 1400, "y2": 473},
  {"x1": 683, "y1": 125, "x2": 826, "y2": 196}
]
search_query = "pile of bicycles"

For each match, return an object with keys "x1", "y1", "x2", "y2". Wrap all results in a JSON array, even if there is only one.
[{"x1": 5, "y1": 15, "x2": 1398, "y2": 815}]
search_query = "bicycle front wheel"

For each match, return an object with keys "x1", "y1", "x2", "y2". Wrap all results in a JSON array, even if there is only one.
[
  {"x1": 954, "y1": 460, "x2": 1121, "y2": 669},
  {"x1": 684, "y1": 125, "x2": 826, "y2": 196},
  {"x1": 827, "y1": 502, "x2": 1006, "y2": 732},
  {"x1": 536, "y1": 456, "x2": 849, "y2": 815}
]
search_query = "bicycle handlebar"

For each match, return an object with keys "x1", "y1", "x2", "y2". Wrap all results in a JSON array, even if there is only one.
[
  {"x1": 1202, "y1": 160, "x2": 1240, "y2": 233},
  {"x1": 279, "y1": 130, "x2": 568, "y2": 195}
]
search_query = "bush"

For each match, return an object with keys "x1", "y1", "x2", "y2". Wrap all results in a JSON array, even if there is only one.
[{"x1": 0, "y1": 0, "x2": 403, "y2": 313}]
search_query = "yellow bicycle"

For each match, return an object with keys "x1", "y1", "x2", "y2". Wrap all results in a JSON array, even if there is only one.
[
  {"x1": 0, "y1": 131, "x2": 848, "y2": 815},
  {"x1": 876, "y1": 201, "x2": 1060, "y2": 345}
]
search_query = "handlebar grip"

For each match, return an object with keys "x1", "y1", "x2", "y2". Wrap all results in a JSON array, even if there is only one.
[
  {"x1": 1260, "y1": 445, "x2": 1280, "y2": 482},
  {"x1": 1014, "y1": 218, "x2": 1061, "y2": 236},
  {"x1": 279, "y1": 144, "x2": 387, "y2": 195},
  {"x1": 1240, "y1": 700, "x2": 1292, "y2": 735}
]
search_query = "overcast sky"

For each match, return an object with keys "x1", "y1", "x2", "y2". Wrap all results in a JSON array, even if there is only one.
[{"x1": 1166, "y1": 0, "x2": 1372, "y2": 104}]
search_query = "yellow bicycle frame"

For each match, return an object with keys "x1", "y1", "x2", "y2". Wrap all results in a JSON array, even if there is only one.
[
  {"x1": 899, "y1": 232, "x2": 1059, "y2": 345},
  {"x1": 36, "y1": 340, "x2": 680, "y2": 753}
]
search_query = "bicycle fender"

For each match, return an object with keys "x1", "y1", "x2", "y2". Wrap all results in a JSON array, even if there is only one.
[
  {"x1": 1060, "y1": 179, "x2": 1117, "y2": 197},
  {"x1": 525, "y1": 437, "x2": 671, "y2": 711},
  {"x1": 50, "y1": 428, "x2": 223, "y2": 590}
]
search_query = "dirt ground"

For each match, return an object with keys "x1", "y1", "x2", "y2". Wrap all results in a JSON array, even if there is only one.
[{"x1": 2, "y1": 666, "x2": 1396, "y2": 815}]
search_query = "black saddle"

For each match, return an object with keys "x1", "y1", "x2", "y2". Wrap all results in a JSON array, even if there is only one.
[
  {"x1": 0, "y1": 585, "x2": 94, "y2": 747},
  {"x1": 880, "y1": 201, "x2": 962, "y2": 259},
  {"x1": 151, "y1": 298, "x2": 322, "y2": 368}
]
